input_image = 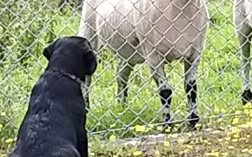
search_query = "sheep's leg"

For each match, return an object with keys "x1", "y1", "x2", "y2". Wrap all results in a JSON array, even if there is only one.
[
  {"x1": 184, "y1": 57, "x2": 200, "y2": 129},
  {"x1": 149, "y1": 63, "x2": 172, "y2": 130},
  {"x1": 82, "y1": 44, "x2": 100, "y2": 111},
  {"x1": 58, "y1": 0, "x2": 69, "y2": 12},
  {"x1": 77, "y1": 5, "x2": 99, "y2": 111},
  {"x1": 117, "y1": 59, "x2": 135, "y2": 105},
  {"x1": 234, "y1": 1, "x2": 252, "y2": 104},
  {"x1": 237, "y1": 26, "x2": 252, "y2": 105}
]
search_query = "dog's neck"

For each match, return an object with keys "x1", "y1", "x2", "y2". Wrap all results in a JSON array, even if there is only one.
[
  {"x1": 47, "y1": 69, "x2": 84, "y2": 85},
  {"x1": 46, "y1": 68, "x2": 88, "y2": 111},
  {"x1": 46, "y1": 56, "x2": 86, "y2": 82},
  {"x1": 45, "y1": 62, "x2": 85, "y2": 82}
]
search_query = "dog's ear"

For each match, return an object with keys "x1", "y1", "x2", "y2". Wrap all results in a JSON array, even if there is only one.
[
  {"x1": 84, "y1": 50, "x2": 97, "y2": 76},
  {"x1": 43, "y1": 39, "x2": 60, "y2": 60},
  {"x1": 43, "y1": 45, "x2": 53, "y2": 60}
]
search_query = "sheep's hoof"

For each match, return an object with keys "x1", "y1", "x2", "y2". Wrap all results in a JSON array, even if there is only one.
[
  {"x1": 188, "y1": 113, "x2": 200, "y2": 130},
  {"x1": 241, "y1": 90, "x2": 252, "y2": 105},
  {"x1": 162, "y1": 126, "x2": 173, "y2": 134},
  {"x1": 161, "y1": 120, "x2": 173, "y2": 134}
]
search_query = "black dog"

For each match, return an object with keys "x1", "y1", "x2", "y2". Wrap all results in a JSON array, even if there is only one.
[{"x1": 8, "y1": 36, "x2": 97, "y2": 157}]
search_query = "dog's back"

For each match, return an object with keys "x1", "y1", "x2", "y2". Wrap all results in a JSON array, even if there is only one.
[
  {"x1": 8, "y1": 72, "x2": 84, "y2": 157},
  {"x1": 8, "y1": 36, "x2": 97, "y2": 157}
]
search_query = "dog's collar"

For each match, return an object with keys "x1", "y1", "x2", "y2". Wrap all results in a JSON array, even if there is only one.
[
  {"x1": 48, "y1": 69, "x2": 84, "y2": 85},
  {"x1": 48, "y1": 69, "x2": 90, "y2": 112}
]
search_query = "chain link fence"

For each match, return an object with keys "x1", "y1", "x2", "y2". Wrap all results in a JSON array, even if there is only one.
[{"x1": 1, "y1": 0, "x2": 252, "y2": 156}]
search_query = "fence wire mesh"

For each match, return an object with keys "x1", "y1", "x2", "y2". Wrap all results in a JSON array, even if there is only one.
[{"x1": 1, "y1": 0, "x2": 252, "y2": 156}]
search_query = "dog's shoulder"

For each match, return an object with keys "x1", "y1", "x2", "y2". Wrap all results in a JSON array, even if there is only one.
[
  {"x1": 29, "y1": 72, "x2": 53, "y2": 98},
  {"x1": 10, "y1": 69, "x2": 86, "y2": 157}
]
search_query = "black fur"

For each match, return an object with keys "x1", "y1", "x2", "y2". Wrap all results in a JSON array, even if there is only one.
[
  {"x1": 186, "y1": 80, "x2": 199, "y2": 129},
  {"x1": 159, "y1": 89, "x2": 172, "y2": 130},
  {"x1": 8, "y1": 36, "x2": 97, "y2": 157},
  {"x1": 241, "y1": 89, "x2": 252, "y2": 105}
]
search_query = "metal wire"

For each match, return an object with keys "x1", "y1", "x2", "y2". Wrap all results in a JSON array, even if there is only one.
[{"x1": 0, "y1": 0, "x2": 250, "y2": 154}]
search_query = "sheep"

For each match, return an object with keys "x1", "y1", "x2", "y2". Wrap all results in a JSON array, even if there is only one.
[
  {"x1": 234, "y1": 0, "x2": 252, "y2": 105},
  {"x1": 78, "y1": 0, "x2": 209, "y2": 130}
]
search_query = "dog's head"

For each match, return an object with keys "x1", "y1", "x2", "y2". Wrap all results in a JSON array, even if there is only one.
[{"x1": 43, "y1": 36, "x2": 97, "y2": 77}]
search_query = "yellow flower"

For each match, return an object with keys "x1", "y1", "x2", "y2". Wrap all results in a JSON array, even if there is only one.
[
  {"x1": 175, "y1": 124, "x2": 180, "y2": 128},
  {"x1": 168, "y1": 134, "x2": 178, "y2": 138},
  {"x1": 212, "y1": 130, "x2": 221, "y2": 134},
  {"x1": 148, "y1": 124, "x2": 154, "y2": 129},
  {"x1": 204, "y1": 140, "x2": 210, "y2": 144},
  {"x1": 178, "y1": 139, "x2": 185, "y2": 144},
  {"x1": 186, "y1": 145, "x2": 193, "y2": 149},
  {"x1": 221, "y1": 152, "x2": 228, "y2": 157},
  {"x1": 109, "y1": 135, "x2": 116, "y2": 141},
  {"x1": 135, "y1": 125, "x2": 146, "y2": 132},
  {"x1": 248, "y1": 148, "x2": 252, "y2": 153},
  {"x1": 179, "y1": 151, "x2": 184, "y2": 155},
  {"x1": 205, "y1": 128, "x2": 213, "y2": 132},
  {"x1": 179, "y1": 149, "x2": 189, "y2": 155},
  {"x1": 239, "y1": 124, "x2": 249, "y2": 128},
  {"x1": 241, "y1": 149, "x2": 248, "y2": 153},
  {"x1": 244, "y1": 109, "x2": 250, "y2": 115},
  {"x1": 186, "y1": 132, "x2": 193, "y2": 137},
  {"x1": 133, "y1": 151, "x2": 142, "y2": 156},
  {"x1": 195, "y1": 123, "x2": 202, "y2": 128},
  {"x1": 164, "y1": 140, "x2": 170, "y2": 147},
  {"x1": 157, "y1": 126, "x2": 162, "y2": 131},
  {"x1": 231, "y1": 128, "x2": 241, "y2": 134},
  {"x1": 231, "y1": 139, "x2": 238, "y2": 143},
  {"x1": 228, "y1": 146, "x2": 234, "y2": 150},
  {"x1": 164, "y1": 127, "x2": 171, "y2": 133},
  {"x1": 130, "y1": 127, "x2": 135, "y2": 130},
  {"x1": 183, "y1": 149, "x2": 190, "y2": 153},
  {"x1": 243, "y1": 103, "x2": 251, "y2": 108},
  {"x1": 110, "y1": 123, "x2": 116, "y2": 128},
  {"x1": 232, "y1": 118, "x2": 239, "y2": 125},
  {"x1": 0, "y1": 112, "x2": 6, "y2": 116},
  {"x1": 247, "y1": 122, "x2": 252, "y2": 126},
  {"x1": 221, "y1": 109, "x2": 226, "y2": 113},
  {"x1": 5, "y1": 138, "x2": 14, "y2": 143},
  {"x1": 206, "y1": 152, "x2": 219, "y2": 156},
  {"x1": 155, "y1": 150, "x2": 160, "y2": 156},
  {"x1": 235, "y1": 110, "x2": 242, "y2": 114}
]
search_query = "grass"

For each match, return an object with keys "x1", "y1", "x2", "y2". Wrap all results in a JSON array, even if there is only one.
[
  {"x1": 89, "y1": 104, "x2": 252, "y2": 156},
  {"x1": 0, "y1": 0, "x2": 251, "y2": 156},
  {"x1": 89, "y1": 126, "x2": 252, "y2": 157}
]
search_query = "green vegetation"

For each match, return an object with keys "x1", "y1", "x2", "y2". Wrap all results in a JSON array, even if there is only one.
[
  {"x1": 1, "y1": 0, "x2": 251, "y2": 156},
  {"x1": 89, "y1": 104, "x2": 252, "y2": 156}
]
